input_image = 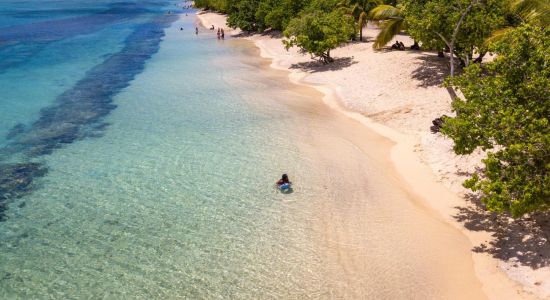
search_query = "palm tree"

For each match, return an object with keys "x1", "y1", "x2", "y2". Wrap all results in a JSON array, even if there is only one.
[
  {"x1": 345, "y1": 0, "x2": 383, "y2": 41},
  {"x1": 368, "y1": 4, "x2": 406, "y2": 49},
  {"x1": 487, "y1": 0, "x2": 549, "y2": 44},
  {"x1": 511, "y1": 0, "x2": 550, "y2": 26}
]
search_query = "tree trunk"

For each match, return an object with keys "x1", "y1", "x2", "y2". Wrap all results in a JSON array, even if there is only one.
[
  {"x1": 358, "y1": 12, "x2": 367, "y2": 42},
  {"x1": 436, "y1": 0, "x2": 478, "y2": 77},
  {"x1": 449, "y1": 45, "x2": 455, "y2": 77},
  {"x1": 321, "y1": 50, "x2": 333, "y2": 64}
]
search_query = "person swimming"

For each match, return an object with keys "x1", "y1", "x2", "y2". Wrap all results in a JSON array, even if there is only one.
[{"x1": 276, "y1": 174, "x2": 290, "y2": 186}]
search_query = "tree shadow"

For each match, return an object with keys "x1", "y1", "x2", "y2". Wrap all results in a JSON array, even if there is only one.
[
  {"x1": 232, "y1": 31, "x2": 255, "y2": 38},
  {"x1": 408, "y1": 52, "x2": 449, "y2": 88},
  {"x1": 259, "y1": 29, "x2": 282, "y2": 38},
  {"x1": 454, "y1": 193, "x2": 550, "y2": 269},
  {"x1": 289, "y1": 57, "x2": 358, "y2": 73}
]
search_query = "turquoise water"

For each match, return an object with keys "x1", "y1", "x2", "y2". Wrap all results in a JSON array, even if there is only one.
[{"x1": 0, "y1": 3, "x2": 330, "y2": 298}]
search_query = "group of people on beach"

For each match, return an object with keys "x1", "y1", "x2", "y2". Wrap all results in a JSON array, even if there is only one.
[
  {"x1": 391, "y1": 41, "x2": 406, "y2": 50},
  {"x1": 391, "y1": 40, "x2": 421, "y2": 51}
]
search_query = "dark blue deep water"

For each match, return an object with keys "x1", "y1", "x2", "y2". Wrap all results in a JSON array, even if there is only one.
[{"x1": 0, "y1": 0, "x2": 183, "y2": 220}]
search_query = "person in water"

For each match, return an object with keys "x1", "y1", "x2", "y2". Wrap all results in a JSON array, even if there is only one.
[{"x1": 276, "y1": 174, "x2": 290, "y2": 186}]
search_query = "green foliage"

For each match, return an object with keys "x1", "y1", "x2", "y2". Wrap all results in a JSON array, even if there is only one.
[
  {"x1": 255, "y1": 0, "x2": 308, "y2": 30},
  {"x1": 369, "y1": 4, "x2": 406, "y2": 49},
  {"x1": 347, "y1": 0, "x2": 383, "y2": 41},
  {"x1": 303, "y1": 0, "x2": 343, "y2": 13},
  {"x1": 486, "y1": 0, "x2": 550, "y2": 45},
  {"x1": 402, "y1": 0, "x2": 507, "y2": 66},
  {"x1": 510, "y1": 0, "x2": 550, "y2": 26},
  {"x1": 442, "y1": 24, "x2": 550, "y2": 217},
  {"x1": 283, "y1": 10, "x2": 356, "y2": 63},
  {"x1": 226, "y1": 0, "x2": 263, "y2": 31},
  {"x1": 194, "y1": 0, "x2": 229, "y2": 12}
]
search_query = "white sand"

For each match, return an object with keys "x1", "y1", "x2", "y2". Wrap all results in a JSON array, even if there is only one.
[{"x1": 196, "y1": 11, "x2": 549, "y2": 299}]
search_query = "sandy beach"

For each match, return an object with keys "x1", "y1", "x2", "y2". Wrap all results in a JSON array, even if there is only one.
[{"x1": 197, "y1": 11, "x2": 549, "y2": 300}]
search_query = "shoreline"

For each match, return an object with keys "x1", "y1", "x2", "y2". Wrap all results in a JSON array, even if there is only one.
[{"x1": 196, "y1": 11, "x2": 547, "y2": 300}]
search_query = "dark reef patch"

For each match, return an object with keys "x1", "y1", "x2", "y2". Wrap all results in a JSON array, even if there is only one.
[
  {"x1": 0, "y1": 12, "x2": 178, "y2": 221},
  {"x1": 0, "y1": 162, "x2": 48, "y2": 221},
  {"x1": 5, "y1": 123, "x2": 25, "y2": 140},
  {"x1": 0, "y1": 2, "x2": 163, "y2": 44},
  {"x1": 0, "y1": 1, "x2": 170, "y2": 73}
]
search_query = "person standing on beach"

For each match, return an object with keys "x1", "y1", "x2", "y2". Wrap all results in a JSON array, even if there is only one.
[
  {"x1": 221, "y1": 28, "x2": 225, "y2": 39},
  {"x1": 217, "y1": 28, "x2": 221, "y2": 39},
  {"x1": 195, "y1": 27, "x2": 198, "y2": 35}
]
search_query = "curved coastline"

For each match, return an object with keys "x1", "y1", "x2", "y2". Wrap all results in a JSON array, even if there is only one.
[{"x1": 196, "y1": 11, "x2": 540, "y2": 300}]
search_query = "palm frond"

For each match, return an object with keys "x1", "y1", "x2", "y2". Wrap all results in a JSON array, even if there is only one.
[
  {"x1": 485, "y1": 27, "x2": 514, "y2": 46},
  {"x1": 510, "y1": 0, "x2": 550, "y2": 26},
  {"x1": 358, "y1": 11, "x2": 368, "y2": 28},
  {"x1": 373, "y1": 18, "x2": 404, "y2": 49},
  {"x1": 369, "y1": 5, "x2": 401, "y2": 21}
]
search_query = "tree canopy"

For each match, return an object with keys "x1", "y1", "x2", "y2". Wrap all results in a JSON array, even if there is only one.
[
  {"x1": 283, "y1": 9, "x2": 356, "y2": 63},
  {"x1": 442, "y1": 24, "x2": 549, "y2": 217}
]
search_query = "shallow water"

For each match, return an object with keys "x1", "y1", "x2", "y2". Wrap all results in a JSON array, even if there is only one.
[
  {"x1": 0, "y1": 5, "x2": 327, "y2": 298},
  {"x1": 0, "y1": 3, "x2": 487, "y2": 299}
]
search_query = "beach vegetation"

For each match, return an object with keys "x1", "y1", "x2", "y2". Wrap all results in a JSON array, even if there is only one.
[
  {"x1": 226, "y1": 0, "x2": 263, "y2": 31},
  {"x1": 342, "y1": 0, "x2": 383, "y2": 42},
  {"x1": 442, "y1": 24, "x2": 549, "y2": 217},
  {"x1": 401, "y1": 0, "x2": 507, "y2": 76},
  {"x1": 255, "y1": 0, "x2": 308, "y2": 31},
  {"x1": 194, "y1": 0, "x2": 229, "y2": 12},
  {"x1": 368, "y1": 4, "x2": 406, "y2": 49},
  {"x1": 486, "y1": 0, "x2": 549, "y2": 45},
  {"x1": 283, "y1": 9, "x2": 356, "y2": 63}
]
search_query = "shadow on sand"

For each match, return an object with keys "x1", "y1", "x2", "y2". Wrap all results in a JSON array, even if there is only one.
[
  {"x1": 408, "y1": 52, "x2": 449, "y2": 88},
  {"x1": 289, "y1": 56, "x2": 358, "y2": 73},
  {"x1": 454, "y1": 193, "x2": 550, "y2": 269}
]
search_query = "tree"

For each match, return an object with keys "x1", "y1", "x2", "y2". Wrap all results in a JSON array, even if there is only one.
[
  {"x1": 486, "y1": 0, "x2": 549, "y2": 44},
  {"x1": 510, "y1": 0, "x2": 550, "y2": 26},
  {"x1": 369, "y1": 4, "x2": 406, "y2": 49},
  {"x1": 442, "y1": 24, "x2": 550, "y2": 217},
  {"x1": 194, "y1": 0, "x2": 229, "y2": 12},
  {"x1": 255, "y1": 0, "x2": 308, "y2": 31},
  {"x1": 226, "y1": 0, "x2": 263, "y2": 31},
  {"x1": 402, "y1": 0, "x2": 506, "y2": 76},
  {"x1": 345, "y1": 0, "x2": 383, "y2": 42},
  {"x1": 283, "y1": 10, "x2": 356, "y2": 63}
]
